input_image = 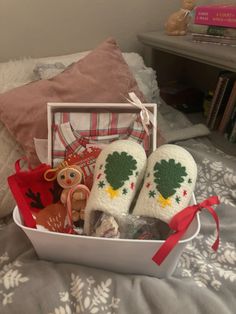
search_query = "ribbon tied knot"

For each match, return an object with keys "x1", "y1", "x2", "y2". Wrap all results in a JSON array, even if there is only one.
[
  {"x1": 153, "y1": 195, "x2": 220, "y2": 265},
  {"x1": 126, "y1": 92, "x2": 156, "y2": 136}
]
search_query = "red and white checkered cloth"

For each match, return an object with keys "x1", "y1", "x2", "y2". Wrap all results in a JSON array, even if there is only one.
[{"x1": 52, "y1": 111, "x2": 151, "y2": 166}]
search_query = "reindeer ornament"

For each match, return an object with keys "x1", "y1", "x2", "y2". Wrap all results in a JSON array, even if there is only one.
[{"x1": 44, "y1": 159, "x2": 90, "y2": 231}]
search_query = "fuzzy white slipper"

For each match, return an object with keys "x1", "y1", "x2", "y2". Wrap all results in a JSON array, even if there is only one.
[
  {"x1": 132, "y1": 144, "x2": 197, "y2": 223},
  {"x1": 84, "y1": 140, "x2": 147, "y2": 235}
]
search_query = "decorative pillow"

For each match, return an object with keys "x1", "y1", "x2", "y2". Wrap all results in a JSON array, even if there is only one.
[
  {"x1": 0, "y1": 50, "x2": 158, "y2": 103},
  {"x1": 0, "y1": 51, "x2": 99, "y2": 217},
  {"x1": 0, "y1": 37, "x2": 145, "y2": 166},
  {"x1": 33, "y1": 53, "x2": 159, "y2": 103},
  {"x1": 0, "y1": 51, "x2": 156, "y2": 96}
]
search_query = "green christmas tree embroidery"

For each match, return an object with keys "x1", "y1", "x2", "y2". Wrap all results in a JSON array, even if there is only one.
[
  {"x1": 104, "y1": 151, "x2": 137, "y2": 198},
  {"x1": 154, "y1": 159, "x2": 187, "y2": 199}
]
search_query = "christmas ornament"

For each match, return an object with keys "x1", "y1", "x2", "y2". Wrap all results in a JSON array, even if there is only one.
[
  {"x1": 44, "y1": 160, "x2": 84, "y2": 205},
  {"x1": 66, "y1": 184, "x2": 90, "y2": 234}
]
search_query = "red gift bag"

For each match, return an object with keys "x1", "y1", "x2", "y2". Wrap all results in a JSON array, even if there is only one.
[{"x1": 8, "y1": 158, "x2": 63, "y2": 229}]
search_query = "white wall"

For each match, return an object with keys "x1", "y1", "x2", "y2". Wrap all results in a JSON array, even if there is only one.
[
  {"x1": 0, "y1": 0, "x2": 182, "y2": 61},
  {"x1": 1, "y1": 0, "x2": 231, "y2": 61}
]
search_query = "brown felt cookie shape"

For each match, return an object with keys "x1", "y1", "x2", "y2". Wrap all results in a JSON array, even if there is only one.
[
  {"x1": 84, "y1": 140, "x2": 147, "y2": 235},
  {"x1": 132, "y1": 144, "x2": 197, "y2": 223}
]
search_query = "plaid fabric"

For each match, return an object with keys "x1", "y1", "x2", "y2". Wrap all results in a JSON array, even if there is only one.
[{"x1": 52, "y1": 111, "x2": 151, "y2": 166}]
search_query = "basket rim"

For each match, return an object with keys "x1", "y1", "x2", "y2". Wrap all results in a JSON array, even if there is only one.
[{"x1": 13, "y1": 205, "x2": 200, "y2": 244}]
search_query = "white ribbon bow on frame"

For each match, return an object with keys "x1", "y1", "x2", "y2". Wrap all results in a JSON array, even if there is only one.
[{"x1": 126, "y1": 92, "x2": 156, "y2": 136}]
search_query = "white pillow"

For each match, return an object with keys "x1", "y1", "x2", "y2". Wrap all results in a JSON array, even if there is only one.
[
  {"x1": 33, "y1": 62, "x2": 67, "y2": 80},
  {"x1": 0, "y1": 58, "x2": 36, "y2": 93}
]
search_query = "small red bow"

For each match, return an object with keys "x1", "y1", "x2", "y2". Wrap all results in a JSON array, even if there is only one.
[{"x1": 152, "y1": 196, "x2": 220, "y2": 265}]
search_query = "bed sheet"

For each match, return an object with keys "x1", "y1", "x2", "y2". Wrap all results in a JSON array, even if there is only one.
[{"x1": 0, "y1": 105, "x2": 235, "y2": 314}]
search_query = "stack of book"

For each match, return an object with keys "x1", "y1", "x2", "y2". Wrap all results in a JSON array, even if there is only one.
[
  {"x1": 189, "y1": 4, "x2": 236, "y2": 47},
  {"x1": 206, "y1": 70, "x2": 236, "y2": 143}
]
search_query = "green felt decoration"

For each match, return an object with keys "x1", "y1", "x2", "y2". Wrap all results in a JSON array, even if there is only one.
[
  {"x1": 149, "y1": 190, "x2": 156, "y2": 198},
  {"x1": 98, "y1": 181, "x2": 105, "y2": 189},
  {"x1": 154, "y1": 159, "x2": 187, "y2": 199},
  {"x1": 175, "y1": 196, "x2": 181, "y2": 204},
  {"x1": 105, "y1": 152, "x2": 137, "y2": 190},
  {"x1": 122, "y1": 188, "x2": 128, "y2": 195}
]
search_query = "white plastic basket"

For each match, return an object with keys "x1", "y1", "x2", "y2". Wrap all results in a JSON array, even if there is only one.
[
  {"x1": 13, "y1": 198, "x2": 200, "y2": 278},
  {"x1": 13, "y1": 101, "x2": 200, "y2": 277}
]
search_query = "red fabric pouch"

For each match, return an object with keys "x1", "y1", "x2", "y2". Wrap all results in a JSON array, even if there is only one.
[{"x1": 8, "y1": 158, "x2": 62, "y2": 229}]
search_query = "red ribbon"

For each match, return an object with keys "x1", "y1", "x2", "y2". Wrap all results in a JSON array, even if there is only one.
[{"x1": 152, "y1": 195, "x2": 220, "y2": 266}]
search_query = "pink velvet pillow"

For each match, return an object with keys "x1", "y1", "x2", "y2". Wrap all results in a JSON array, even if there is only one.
[{"x1": 0, "y1": 38, "x2": 145, "y2": 164}]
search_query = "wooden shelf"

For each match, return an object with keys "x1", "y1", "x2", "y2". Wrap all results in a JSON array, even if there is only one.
[
  {"x1": 138, "y1": 30, "x2": 236, "y2": 73},
  {"x1": 138, "y1": 30, "x2": 236, "y2": 154}
]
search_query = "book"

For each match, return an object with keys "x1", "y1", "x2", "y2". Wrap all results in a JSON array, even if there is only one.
[
  {"x1": 213, "y1": 73, "x2": 236, "y2": 130},
  {"x1": 207, "y1": 72, "x2": 236, "y2": 130},
  {"x1": 206, "y1": 73, "x2": 229, "y2": 128},
  {"x1": 192, "y1": 33, "x2": 236, "y2": 47},
  {"x1": 224, "y1": 106, "x2": 236, "y2": 142},
  {"x1": 218, "y1": 80, "x2": 236, "y2": 133},
  {"x1": 194, "y1": 4, "x2": 236, "y2": 28},
  {"x1": 188, "y1": 24, "x2": 236, "y2": 38},
  {"x1": 228, "y1": 120, "x2": 236, "y2": 142}
]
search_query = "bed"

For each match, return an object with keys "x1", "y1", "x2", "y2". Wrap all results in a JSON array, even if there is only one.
[{"x1": 0, "y1": 1, "x2": 236, "y2": 313}]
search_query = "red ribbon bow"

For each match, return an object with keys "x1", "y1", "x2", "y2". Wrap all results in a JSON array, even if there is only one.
[{"x1": 152, "y1": 195, "x2": 220, "y2": 265}]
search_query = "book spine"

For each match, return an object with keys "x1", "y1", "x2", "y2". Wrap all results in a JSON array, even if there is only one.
[
  {"x1": 189, "y1": 24, "x2": 236, "y2": 38},
  {"x1": 192, "y1": 39, "x2": 236, "y2": 47},
  {"x1": 224, "y1": 106, "x2": 236, "y2": 141},
  {"x1": 195, "y1": 6, "x2": 236, "y2": 28},
  {"x1": 207, "y1": 26, "x2": 236, "y2": 37},
  {"x1": 209, "y1": 76, "x2": 229, "y2": 130},
  {"x1": 192, "y1": 34, "x2": 236, "y2": 46},
  {"x1": 206, "y1": 76, "x2": 227, "y2": 127},
  {"x1": 228, "y1": 120, "x2": 236, "y2": 143},
  {"x1": 219, "y1": 81, "x2": 236, "y2": 133},
  {"x1": 192, "y1": 33, "x2": 236, "y2": 40}
]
